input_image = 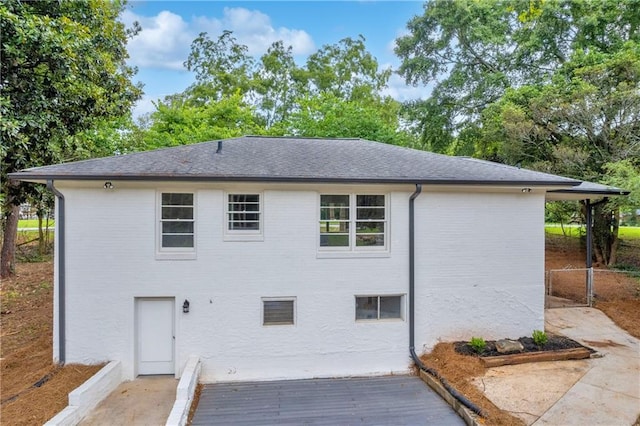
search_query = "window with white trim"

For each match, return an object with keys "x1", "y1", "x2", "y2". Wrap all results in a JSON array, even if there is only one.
[
  {"x1": 262, "y1": 298, "x2": 295, "y2": 326},
  {"x1": 227, "y1": 193, "x2": 261, "y2": 232},
  {"x1": 160, "y1": 193, "x2": 194, "y2": 249},
  {"x1": 319, "y1": 194, "x2": 386, "y2": 250},
  {"x1": 355, "y1": 295, "x2": 403, "y2": 321}
]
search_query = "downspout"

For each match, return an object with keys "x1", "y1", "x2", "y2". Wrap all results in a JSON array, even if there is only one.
[
  {"x1": 408, "y1": 184, "x2": 484, "y2": 417},
  {"x1": 47, "y1": 180, "x2": 65, "y2": 364}
]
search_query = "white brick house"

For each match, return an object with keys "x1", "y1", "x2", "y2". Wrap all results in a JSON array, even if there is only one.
[{"x1": 10, "y1": 136, "x2": 623, "y2": 382}]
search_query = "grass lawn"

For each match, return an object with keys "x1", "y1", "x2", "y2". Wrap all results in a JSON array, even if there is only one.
[
  {"x1": 545, "y1": 225, "x2": 640, "y2": 240},
  {"x1": 17, "y1": 219, "x2": 55, "y2": 228}
]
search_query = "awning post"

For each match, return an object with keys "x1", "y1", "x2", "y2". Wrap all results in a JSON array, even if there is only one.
[{"x1": 585, "y1": 199, "x2": 593, "y2": 306}]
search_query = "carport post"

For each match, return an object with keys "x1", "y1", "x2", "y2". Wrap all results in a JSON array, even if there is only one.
[{"x1": 585, "y1": 199, "x2": 593, "y2": 306}]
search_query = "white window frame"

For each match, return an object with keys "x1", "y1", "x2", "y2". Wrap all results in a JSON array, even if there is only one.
[
  {"x1": 354, "y1": 295, "x2": 405, "y2": 322},
  {"x1": 156, "y1": 191, "x2": 196, "y2": 260},
  {"x1": 318, "y1": 193, "x2": 388, "y2": 253},
  {"x1": 261, "y1": 297, "x2": 296, "y2": 326},
  {"x1": 224, "y1": 192, "x2": 264, "y2": 241}
]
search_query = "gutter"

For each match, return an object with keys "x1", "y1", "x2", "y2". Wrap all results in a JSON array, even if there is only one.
[
  {"x1": 8, "y1": 173, "x2": 580, "y2": 188},
  {"x1": 47, "y1": 180, "x2": 65, "y2": 364},
  {"x1": 408, "y1": 184, "x2": 484, "y2": 417}
]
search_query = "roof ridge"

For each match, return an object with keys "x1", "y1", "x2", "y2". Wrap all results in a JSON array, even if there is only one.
[{"x1": 244, "y1": 135, "x2": 362, "y2": 141}]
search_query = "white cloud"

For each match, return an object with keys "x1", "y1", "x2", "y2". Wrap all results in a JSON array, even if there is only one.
[
  {"x1": 122, "y1": 10, "x2": 193, "y2": 70},
  {"x1": 382, "y1": 72, "x2": 430, "y2": 102},
  {"x1": 131, "y1": 95, "x2": 160, "y2": 120},
  {"x1": 122, "y1": 7, "x2": 315, "y2": 72}
]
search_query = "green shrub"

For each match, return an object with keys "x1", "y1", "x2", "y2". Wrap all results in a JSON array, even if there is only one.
[
  {"x1": 469, "y1": 336, "x2": 486, "y2": 354},
  {"x1": 532, "y1": 330, "x2": 548, "y2": 346}
]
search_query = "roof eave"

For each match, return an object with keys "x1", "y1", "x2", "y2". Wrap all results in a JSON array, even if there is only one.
[
  {"x1": 8, "y1": 172, "x2": 579, "y2": 187},
  {"x1": 546, "y1": 188, "x2": 630, "y2": 201}
]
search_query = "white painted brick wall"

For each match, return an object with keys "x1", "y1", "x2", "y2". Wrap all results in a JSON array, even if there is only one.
[
  {"x1": 55, "y1": 182, "x2": 544, "y2": 381},
  {"x1": 414, "y1": 191, "x2": 545, "y2": 351}
]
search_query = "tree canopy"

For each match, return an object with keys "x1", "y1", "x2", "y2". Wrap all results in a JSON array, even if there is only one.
[
  {"x1": 395, "y1": 0, "x2": 639, "y2": 155},
  {"x1": 396, "y1": 0, "x2": 640, "y2": 265},
  {"x1": 1, "y1": 0, "x2": 142, "y2": 277},
  {"x1": 142, "y1": 33, "x2": 413, "y2": 147}
]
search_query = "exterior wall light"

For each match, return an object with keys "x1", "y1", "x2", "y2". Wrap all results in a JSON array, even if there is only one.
[
  {"x1": 521, "y1": 188, "x2": 532, "y2": 193},
  {"x1": 183, "y1": 299, "x2": 190, "y2": 313},
  {"x1": 103, "y1": 181, "x2": 114, "y2": 190}
]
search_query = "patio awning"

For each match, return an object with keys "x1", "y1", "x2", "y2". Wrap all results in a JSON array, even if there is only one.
[{"x1": 546, "y1": 181, "x2": 630, "y2": 201}]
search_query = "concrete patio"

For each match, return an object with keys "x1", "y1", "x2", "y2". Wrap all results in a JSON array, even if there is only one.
[{"x1": 475, "y1": 308, "x2": 640, "y2": 425}]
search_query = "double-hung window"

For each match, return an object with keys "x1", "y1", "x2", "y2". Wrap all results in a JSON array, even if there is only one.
[
  {"x1": 319, "y1": 194, "x2": 386, "y2": 251},
  {"x1": 225, "y1": 193, "x2": 262, "y2": 240},
  {"x1": 159, "y1": 192, "x2": 195, "y2": 254}
]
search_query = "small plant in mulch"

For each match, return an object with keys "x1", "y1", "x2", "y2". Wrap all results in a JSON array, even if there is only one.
[
  {"x1": 532, "y1": 329, "x2": 548, "y2": 347},
  {"x1": 455, "y1": 334, "x2": 591, "y2": 357},
  {"x1": 469, "y1": 336, "x2": 486, "y2": 354}
]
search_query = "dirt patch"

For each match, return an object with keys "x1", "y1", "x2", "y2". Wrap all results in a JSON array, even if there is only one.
[
  {"x1": 581, "y1": 339, "x2": 626, "y2": 348},
  {"x1": 419, "y1": 343, "x2": 525, "y2": 426},
  {"x1": 187, "y1": 383, "x2": 203, "y2": 425},
  {"x1": 596, "y1": 299, "x2": 640, "y2": 339},
  {"x1": 1, "y1": 260, "x2": 102, "y2": 425}
]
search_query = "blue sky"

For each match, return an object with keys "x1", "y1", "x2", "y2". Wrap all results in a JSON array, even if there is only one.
[{"x1": 122, "y1": 1, "x2": 427, "y2": 118}]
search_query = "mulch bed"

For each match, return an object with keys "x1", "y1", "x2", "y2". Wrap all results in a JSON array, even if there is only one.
[{"x1": 454, "y1": 335, "x2": 593, "y2": 357}]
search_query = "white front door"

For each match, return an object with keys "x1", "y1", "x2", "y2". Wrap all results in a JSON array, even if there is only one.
[{"x1": 136, "y1": 298, "x2": 175, "y2": 375}]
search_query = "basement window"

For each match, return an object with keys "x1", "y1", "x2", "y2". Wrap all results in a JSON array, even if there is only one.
[
  {"x1": 355, "y1": 295, "x2": 403, "y2": 321},
  {"x1": 262, "y1": 298, "x2": 295, "y2": 326}
]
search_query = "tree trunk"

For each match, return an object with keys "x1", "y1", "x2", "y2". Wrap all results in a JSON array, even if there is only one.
[
  {"x1": 592, "y1": 202, "x2": 620, "y2": 267},
  {"x1": 38, "y1": 213, "x2": 45, "y2": 255},
  {"x1": 1, "y1": 205, "x2": 20, "y2": 278}
]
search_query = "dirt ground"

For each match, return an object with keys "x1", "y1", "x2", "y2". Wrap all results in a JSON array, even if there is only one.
[
  {"x1": 0, "y1": 261, "x2": 102, "y2": 425},
  {"x1": 1, "y1": 235, "x2": 638, "y2": 425}
]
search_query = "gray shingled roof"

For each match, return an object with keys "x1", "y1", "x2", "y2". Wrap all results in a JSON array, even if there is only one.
[{"x1": 10, "y1": 136, "x2": 581, "y2": 186}]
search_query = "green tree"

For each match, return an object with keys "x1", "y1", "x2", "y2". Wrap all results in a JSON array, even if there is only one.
[
  {"x1": 305, "y1": 35, "x2": 392, "y2": 102},
  {"x1": 147, "y1": 31, "x2": 412, "y2": 147},
  {"x1": 478, "y1": 43, "x2": 640, "y2": 264},
  {"x1": 395, "y1": 0, "x2": 639, "y2": 154},
  {"x1": 253, "y1": 41, "x2": 308, "y2": 128},
  {"x1": 287, "y1": 93, "x2": 413, "y2": 145},
  {"x1": 184, "y1": 30, "x2": 255, "y2": 104},
  {"x1": 1, "y1": 0, "x2": 142, "y2": 277},
  {"x1": 395, "y1": 0, "x2": 639, "y2": 265},
  {"x1": 143, "y1": 92, "x2": 259, "y2": 149}
]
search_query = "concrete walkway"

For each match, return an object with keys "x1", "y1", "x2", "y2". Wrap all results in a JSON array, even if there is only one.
[
  {"x1": 475, "y1": 308, "x2": 640, "y2": 425},
  {"x1": 79, "y1": 376, "x2": 177, "y2": 426}
]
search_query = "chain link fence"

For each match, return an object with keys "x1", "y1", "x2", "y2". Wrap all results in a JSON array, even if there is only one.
[{"x1": 546, "y1": 267, "x2": 640, "y2": 308}]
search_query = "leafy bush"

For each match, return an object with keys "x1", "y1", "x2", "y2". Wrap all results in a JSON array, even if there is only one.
[
  {"x1": 532, "y1": 330, "x2": 548, "y2": 346},
  {"x1": 469, "y1": 336, "x2": 486, "y2": 354}
]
